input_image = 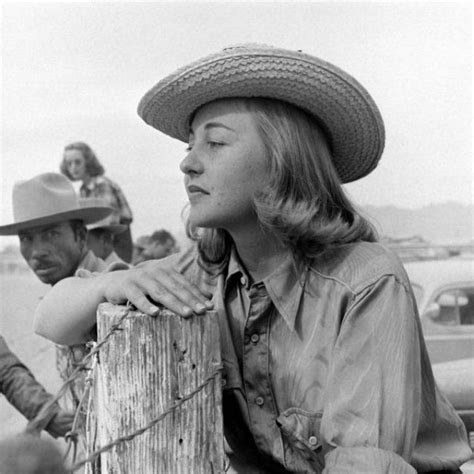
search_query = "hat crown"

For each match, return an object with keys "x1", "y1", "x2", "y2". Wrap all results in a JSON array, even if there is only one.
[
  {"x1": 13, "y1": 173, "x2": 79, "y2": 223},
  {"x1": 0, "y1": 172, "x2": 113, "y2": 235}
]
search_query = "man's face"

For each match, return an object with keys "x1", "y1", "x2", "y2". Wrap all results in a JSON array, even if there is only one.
[{"x1": 18, "y1": 221, "x2": 84, "y2": 285}]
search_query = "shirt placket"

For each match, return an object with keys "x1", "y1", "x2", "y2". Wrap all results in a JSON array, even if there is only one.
[{"x1": 242, "y1": 282, "x2": 284, "y2": 462}]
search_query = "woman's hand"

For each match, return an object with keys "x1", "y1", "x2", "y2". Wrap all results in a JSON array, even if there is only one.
[{"x1": 101, "y1": 260, "x2": 214, "y2": 317}]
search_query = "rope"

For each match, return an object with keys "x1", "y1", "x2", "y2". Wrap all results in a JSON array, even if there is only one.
[{"x1": 69, "y1": 366, "x2": 222, "y2": 472}]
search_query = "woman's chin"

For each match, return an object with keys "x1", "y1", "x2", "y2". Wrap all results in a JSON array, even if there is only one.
[{"x1": 188, "y1": 213, "x2": 219, "y2": 230}]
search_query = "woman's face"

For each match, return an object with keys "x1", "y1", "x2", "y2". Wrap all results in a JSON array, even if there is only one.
[
  {"x1": 64, "y1": 149, "x2": 87, "y2": 181},
  {"x1": 180, "y1": 99, "x2": 269, "y2": 234}
]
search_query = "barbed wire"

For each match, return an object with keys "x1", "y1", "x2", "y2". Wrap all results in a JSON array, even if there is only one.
[
  {"x1": 69, "y1": 365, "x2": 222, "y2": 472},
  {"x1": 63, "y1": 354, "x2": 98, "y2": 464},
  {"x1": 26, "y1": 303, "x2": 223, "y2": 473},
  {"x1": 26, "y1": 307, "x2": 131, "y2": 434}
]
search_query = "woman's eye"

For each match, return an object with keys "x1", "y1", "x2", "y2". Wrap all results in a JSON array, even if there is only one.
[{"x1": 208, "y1": 141, "x2": 224, "y2": 149}]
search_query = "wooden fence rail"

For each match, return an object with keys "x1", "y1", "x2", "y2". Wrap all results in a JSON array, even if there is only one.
[{"x1": 95, "y1": 303, "x2": 224, "y2": 473}]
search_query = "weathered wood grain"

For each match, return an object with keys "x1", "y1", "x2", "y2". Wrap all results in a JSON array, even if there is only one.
[{"x1": 95, "y1": 303, "x2": 224, "y2": 473}]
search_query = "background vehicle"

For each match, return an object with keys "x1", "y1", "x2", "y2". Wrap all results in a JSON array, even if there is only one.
[
  {"x1": 404, "y1": 258, "x2": 474, "y2": 364},
  {"x1": 404, "y1": 257, "x2": 474, "y2": 443}
]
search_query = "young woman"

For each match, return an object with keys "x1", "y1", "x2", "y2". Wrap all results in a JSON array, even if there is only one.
[
  {"x1": 36, "y1": 44, "x2": 470, "y2": 473},
  {"x1": 60, "y1": 141, "x2": 134, "y2": 263}
]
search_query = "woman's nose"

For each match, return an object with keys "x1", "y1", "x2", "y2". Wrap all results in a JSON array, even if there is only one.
[{"x1": 179, "y1": 148, "x2": 204, "y2": 175}]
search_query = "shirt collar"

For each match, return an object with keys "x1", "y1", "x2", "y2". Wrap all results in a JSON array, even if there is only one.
[
  {"x1": 225, "y1": 246, "x2": 249, "y2": 290},
  {"x1": 225, "y1": 246, "x2": 306, "y2": 331},
  {"x1": 262, "y1": 253, "x2": 306, "y2": 331}
]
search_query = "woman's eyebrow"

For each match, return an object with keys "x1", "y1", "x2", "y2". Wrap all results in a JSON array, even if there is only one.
[
  {"x1": 189, "y1": 122, "x2": 237, "y2": 135},
  {"x1": 203, "y1": 122, "x2": 236, "y2": 133}
]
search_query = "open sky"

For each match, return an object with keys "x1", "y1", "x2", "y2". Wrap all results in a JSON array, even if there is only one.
[{"x1": 1, "y1": 1, "x2": 472, "y2": 248}]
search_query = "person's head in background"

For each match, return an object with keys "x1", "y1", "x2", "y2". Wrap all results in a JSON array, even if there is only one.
[
  {"x1": 142, "y1": 229, "x2": 179, "y2": 260},
  {"x1": 132, "y1": 235, "x2": 150, "y2": 264},
  {"x1": 60, "y1": 141, "x2": 105, "y2": 183},
  {"x1": 0, "y1": 173, "x2": 111, "y2": 285},
  {"x1": 86, "y1": 216, "x2": 126, "y2": 264},
  {"x1": 87, "y1": 228, "x2": 114, "y2": 261}
]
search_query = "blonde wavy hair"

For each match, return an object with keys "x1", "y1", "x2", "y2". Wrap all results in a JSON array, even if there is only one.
[{"x1": 186, "y1": 98, "x2": 377, "y2": 264}]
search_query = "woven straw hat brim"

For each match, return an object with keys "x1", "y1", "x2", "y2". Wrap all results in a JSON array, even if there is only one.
[
  {"x1": 0, "y1": 207, "x2": 112, "y2": 236},
  {"x1": 138, "y1": 45, "x2": 385, "y2": 183}
]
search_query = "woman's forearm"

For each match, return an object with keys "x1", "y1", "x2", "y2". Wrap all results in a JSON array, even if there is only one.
[
  {"x1": 33, "y1": 261, "x2": 213, "y2": 345},
  {"x1": 33, "y1": 273, "x2": 114, "y2": 345}
]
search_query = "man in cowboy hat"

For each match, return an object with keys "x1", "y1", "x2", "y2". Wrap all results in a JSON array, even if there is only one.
[
  {"x1": 0, "y1": 172, "x2": 113, "y2": 285},
  {"x1": 0, "y1": 172, "x2": 116, "y2": 444},
  {"x1": 86, "y1": 215, "x2": 127, "y2": 265}
]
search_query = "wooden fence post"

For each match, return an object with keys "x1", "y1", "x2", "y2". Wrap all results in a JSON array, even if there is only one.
[{"x1": 94, "y1": 302, "x2": 224, "y2": 473}]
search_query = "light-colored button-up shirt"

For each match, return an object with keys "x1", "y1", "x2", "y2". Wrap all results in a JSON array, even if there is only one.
[{"x1": 171, "y1": 241, "x2": 471, "y2": 473}]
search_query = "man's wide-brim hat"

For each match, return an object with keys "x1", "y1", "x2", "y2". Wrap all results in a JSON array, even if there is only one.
[
  {"x1": 86, "y1": 211, "x2": 127, "y2": 235},
  {"x1": 138, "y1": 44, "x2": 385, "y2": 183},
  {"x1": 0, "y1": 173, "x2": 113, "y2": 235}
]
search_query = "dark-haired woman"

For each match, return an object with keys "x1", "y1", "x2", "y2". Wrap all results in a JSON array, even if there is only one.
[{"x1": 60, "y1": 141, "x2": 134, "y2": 262}]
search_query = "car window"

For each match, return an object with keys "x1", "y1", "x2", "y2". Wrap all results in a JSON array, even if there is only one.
[
  {"x1": 459, "y1": 286, "x2": 474, "y2": 325},
  {"x1": 432, "y1": 287, "x2": 474, "y2": 326}
]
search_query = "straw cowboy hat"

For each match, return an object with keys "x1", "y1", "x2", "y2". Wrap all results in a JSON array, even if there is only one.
[
  {"x1": 86, "y1": 212, "x2": 127, "y2": 235},
  {"x1": 138, "y1": 43, "x2": 385, "y2": 183},
  {"x1": 0, "y1": 173, "x2": 113, "y2": 235}
]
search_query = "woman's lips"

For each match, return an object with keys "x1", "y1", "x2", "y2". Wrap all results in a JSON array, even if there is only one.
[{"x1": 187, "y1": 185, "x2": 209, "y2": 194}]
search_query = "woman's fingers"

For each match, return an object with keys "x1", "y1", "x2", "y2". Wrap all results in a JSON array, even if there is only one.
[
  {"x1": 124, "y1": 285, "x2": 162, "y2": 316},
  {"x1": 103, "y1": 266, "x2": 213, "y2": 317},
  {"x1": 136, "y1": 260, "x2": 213, "y2": 300},
  {"x1": 169, "y1": 270, "x2": 214, "y2": 300},
  {"x1": 142, "y1": 270, "x2": 213, "y2": 316}
]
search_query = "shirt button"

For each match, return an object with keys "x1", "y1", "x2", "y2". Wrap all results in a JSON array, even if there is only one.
[
  {"x1": 250, "y1": 334, "x2": 259, "y2": 343},
  {"x1": 255, "y1": 396, "x2": 264, "y2": 406},
  {"x1": 308, "y1": 435, "x2": 318, "y2": 446},
  {"x1": 240, "y1": 276, "x2": 247, "y2": 286}
]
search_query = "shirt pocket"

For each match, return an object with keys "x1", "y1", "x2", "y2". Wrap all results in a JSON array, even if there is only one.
[{"x1": 276, "y1": 407, "x2": 325, "y2": 472}]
